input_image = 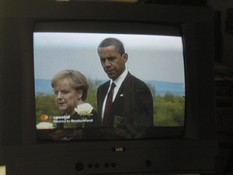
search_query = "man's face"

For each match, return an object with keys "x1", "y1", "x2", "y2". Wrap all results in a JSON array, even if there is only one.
[
  {"x1": 98, "y1": 45, "x2": 128, "y2": 80},
  {"x1": 53, "y1": 80, "x2": 81, "y2": 114}
]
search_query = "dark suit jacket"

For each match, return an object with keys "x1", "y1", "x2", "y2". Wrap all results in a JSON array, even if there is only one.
[{"x1": 97, "y1": 72, "x2": 154, "y2": 138}]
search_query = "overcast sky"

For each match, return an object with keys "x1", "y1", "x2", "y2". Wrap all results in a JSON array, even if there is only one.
[{"x1": 33, "y1": 32, "x2": 185, "y2": 83}]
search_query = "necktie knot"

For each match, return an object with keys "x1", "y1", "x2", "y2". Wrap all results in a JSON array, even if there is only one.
[{"x1": 109, "y1": 82, "x2": 116, "y2": 92}]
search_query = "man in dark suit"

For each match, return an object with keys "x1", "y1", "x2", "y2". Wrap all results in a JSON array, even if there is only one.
[{"x1": 97, "y1": 37, "x2": 154, "y2": 139}]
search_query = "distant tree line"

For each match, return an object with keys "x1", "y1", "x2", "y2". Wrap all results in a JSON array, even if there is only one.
[{"x1": 35, "y1": 80, "x2": 185, "y2": 126}]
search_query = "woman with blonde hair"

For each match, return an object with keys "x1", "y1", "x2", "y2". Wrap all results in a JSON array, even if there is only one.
[{"x1": 50, "y1": 69, "x2": 98, "y2": 140}]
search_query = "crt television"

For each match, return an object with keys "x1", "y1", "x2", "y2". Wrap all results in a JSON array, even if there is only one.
[{"x1": 0, "y1": 1, "x2": 217, "y2": 175}]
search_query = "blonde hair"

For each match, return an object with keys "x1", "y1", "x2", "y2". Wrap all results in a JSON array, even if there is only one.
[{"x1": 51, "y1": 69, "x2": 89, "y2": 100}]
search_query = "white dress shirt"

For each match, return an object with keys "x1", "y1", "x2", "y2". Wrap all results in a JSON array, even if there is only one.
[{"x1": 101, "y1": 68, "x2": 128, "y2": 120}]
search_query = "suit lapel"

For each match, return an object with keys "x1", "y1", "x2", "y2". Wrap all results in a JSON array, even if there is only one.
[
  {"x1": 98, "y1": 81, "x2": 110, "y2": 117},
  {"x1": 110, "y1": 73, "x2": 131, "y2": 116}
]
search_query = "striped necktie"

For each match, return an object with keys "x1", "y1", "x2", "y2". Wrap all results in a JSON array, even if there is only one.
[{"x1": 103, "y1": 82, "x2": 116, "y2": 127}]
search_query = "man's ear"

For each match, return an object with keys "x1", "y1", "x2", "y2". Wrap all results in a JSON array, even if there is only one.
[{"x1": 123, "y1": 53, "x2": 128, "y2": 63}]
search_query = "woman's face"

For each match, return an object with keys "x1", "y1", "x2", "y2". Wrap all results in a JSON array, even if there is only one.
[{"x1": 53, "y1": 80, "x2": 82, "y2": 115}]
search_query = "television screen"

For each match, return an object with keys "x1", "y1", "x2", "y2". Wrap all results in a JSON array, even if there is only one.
[{"x1": 34, "y1": 24, "x2": 186, "y2": 141}]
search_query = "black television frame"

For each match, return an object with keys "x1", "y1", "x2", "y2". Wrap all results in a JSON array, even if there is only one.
[{"x1": 0, "y1": 1, "x2": 217, "y2": 175}]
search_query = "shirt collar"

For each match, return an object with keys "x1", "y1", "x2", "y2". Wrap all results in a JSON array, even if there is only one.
[{"x1": 111, "y1": 68, "x2": 128, "y2": 88}]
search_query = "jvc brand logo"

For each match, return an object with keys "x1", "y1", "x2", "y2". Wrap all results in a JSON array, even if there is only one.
[{"x1": 112, "y1": 146, "x2": 126, "y2": 152}]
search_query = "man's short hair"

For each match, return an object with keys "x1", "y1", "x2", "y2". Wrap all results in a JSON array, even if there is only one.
[{"x1": 98, "y1": 37, "x2": 125, "y2": 55}]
